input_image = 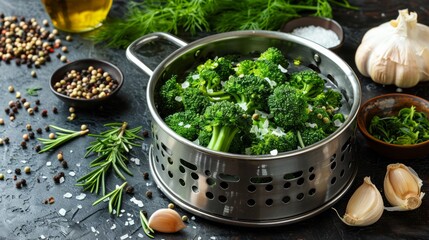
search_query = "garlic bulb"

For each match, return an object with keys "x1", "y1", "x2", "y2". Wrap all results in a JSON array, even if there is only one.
[
  {"x1": 148, "y1": 208, "x2": 186, "y2": 233},
  {"x1": 384, "y1": 163, "x2": 425, "y2": 211},
  {"x1": 355, "y1": 9, "x2": 429, "y2": 88},
  {"x1": 335, "y1": 177, "x2": 384, "y2": 226}
]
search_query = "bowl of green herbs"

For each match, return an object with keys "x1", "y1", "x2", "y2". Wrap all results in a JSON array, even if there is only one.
[{"x1": 357, "y1": 93, "x2": 429, "y2": 160}]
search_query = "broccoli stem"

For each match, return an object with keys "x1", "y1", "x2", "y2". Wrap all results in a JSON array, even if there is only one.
[
  {"x1": 207, "y1": 126, "x2": 239, "y2": 152},
  {"x1": 296, "y1": 130, "x2": 305, "y2": 148}
]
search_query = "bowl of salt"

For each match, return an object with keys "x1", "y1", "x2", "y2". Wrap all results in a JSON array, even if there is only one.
[{"x1": 281, "y1": 16, "x2": 344, "y2": 51}]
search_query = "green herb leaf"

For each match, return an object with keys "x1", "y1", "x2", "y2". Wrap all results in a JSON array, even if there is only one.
[
  {"x1": 76, "y1": 122, "x2": 144, "y2": 195},
  {"x1": 92, "y1": 182, "x2": 127, "y2": 216},
  {"x1": 37, "y1": 125, "x2": 89, "y2": 153},
  {"x1": 140, "y1": 210, "x2": 155, "y2": 238},
  {"x1": 26, "y1": 87, "x2": 42, "y2": 96}
]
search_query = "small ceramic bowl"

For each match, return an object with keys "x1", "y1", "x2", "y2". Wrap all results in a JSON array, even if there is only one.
[
  {"x1": 50, "y1": 58, "x2": 124, "y2": 108},
  {"x1": 280, "y1": 16, "x2": 344, "y2": 51},
  {"x1": 357, "y1": 93, "x2": 429, "y2": 160}
]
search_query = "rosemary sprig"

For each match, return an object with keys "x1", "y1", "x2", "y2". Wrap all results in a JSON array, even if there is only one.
[
  {"x1": 26, "y1": 87, "x2": 42, "y2": 96},
  {"x1": 76, "y1": 122, "x2": 144, "y2": 195},
  {"x1": 37, "y1": 125, "x2": 89, "y2": 153},
  {"x1": 140, "y1": 210, "x2": 155, "y2": 238},
  {"x1": 92, "y1": 182, "x2": 127, "y2": 216}
]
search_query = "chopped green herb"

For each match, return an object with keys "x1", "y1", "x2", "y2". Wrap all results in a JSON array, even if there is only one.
[{"x1": 26, "y1": 87, "x2": 42, "y2": 96}]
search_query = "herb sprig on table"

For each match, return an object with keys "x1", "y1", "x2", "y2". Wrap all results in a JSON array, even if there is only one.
[
  {"x1": 90, "y1": 0, "x2": 357, "y2": 48},
  {"x1": 368, "y1": 106, "x2": 429, "y2": 145},
  {"x1": 76, "y1": 122, "x2": 144, "y2": 195}
]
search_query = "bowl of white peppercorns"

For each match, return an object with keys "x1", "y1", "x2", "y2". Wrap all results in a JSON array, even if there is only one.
[{"x1": 50, "y1": 58, "x2": 124, "y2": 108}]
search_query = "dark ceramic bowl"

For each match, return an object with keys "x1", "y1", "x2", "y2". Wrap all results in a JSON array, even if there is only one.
[
  {"x1": 357, "y1": 93, "x2": 429, "y2": 160},
  {"x1": 50, "y1": 58, "x2": 124, "y2": 108},
  {"x1": 280, "y1": 16, "x2": 344, "y2": 51}
]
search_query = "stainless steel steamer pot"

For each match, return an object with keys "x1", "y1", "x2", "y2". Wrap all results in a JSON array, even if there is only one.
[{"x1": 126, "y1": 31, "x2": 361, "y2": 227}]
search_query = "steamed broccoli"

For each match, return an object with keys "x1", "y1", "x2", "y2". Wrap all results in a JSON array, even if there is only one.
[
  {"x1": 258, "y1": 47, "x2": 288, "y2": 67},
  {"x1": 182, "y1": 87, "x2": 211, "y2": 114},
  {"x1": 307, "y1": 107, "x2": 332, "y2": 132},
  {"x1": 297, "y1": 127, "x2": 327, "y2": 148},
  {"x1": 159, "y1": 75, "x2": 184, "y2": 116},
  {"x1": 197, "y1": 57, "x2": 235, "y2": 80},
  {"x1": 268, "y1": 84, "x2": 309, "y2": 128},
  {"x1": 312, "y1": 89, "x2": 343, "y2": 109},
  {"x1": 202, "y1": 101, "x2": 250, "y2": 152},
  {"x1": 164, "y1": 110, "x2": 202, "y2": 141},
  {"x1": 224, "y1": 75, "x2": 272, "y2": 113},
  {"x1": 289, "y1": 69, "x2": 325, "y2": 99},
  {"x1": 253, "y1": 60, "x2": 287, "y2": 84},
  {"x1": 249, "y1": 115, "x2": 298, "y2": 155}
]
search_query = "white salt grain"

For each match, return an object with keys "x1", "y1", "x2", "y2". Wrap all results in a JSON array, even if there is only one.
[
  {"x1": 77, "y1": 204, "x2": 82, "y2": 209},
  {"x1": 69, "y1": 171, "x2": 76, "y2": 177},
  {"x1": 59, "y1": 176, "x2": 65, "y2": 183},
  {"x1": 291, "y1": 25, "x2": 340, "y2": 48},
  {"x1": 40, "y1": 235, "x2": 46, "y2": 239},
  {"x1": 111, "y1": 224, "x2": 116, "y2": 230},
  {"x1": 76, "y1": 193, "x2": 86, "y2": 200},
  {"x1": 63, "y1": 192, "x2": 73, "y2": 199},
  {"x1": 46, "y1": 161, "x2": 52, "y2": 166},
  {"x1": 58, "y1": 208, "x2": 67, "y2": 216},
  {"x1": 138, "y1": 233, "x2": 144, "y2": 238},
  {"x1": 120, "y1": 234, "x2": 129, "y2": 240}
]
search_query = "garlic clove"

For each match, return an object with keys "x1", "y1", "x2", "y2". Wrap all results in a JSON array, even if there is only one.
[
  {"x1": 334, "y1": 177, "x2": 384, "y2": 226},
  {"x1": 148, "y1": 208, "x2": 186, "y2": 233},
  {"x1": 384, "y1": 163, "x2": 425, "y2": 211}
]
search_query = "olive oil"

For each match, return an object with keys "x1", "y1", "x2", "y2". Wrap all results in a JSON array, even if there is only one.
[{"x1": 41, "y1": 0, "x2": 112, "y2": 33}]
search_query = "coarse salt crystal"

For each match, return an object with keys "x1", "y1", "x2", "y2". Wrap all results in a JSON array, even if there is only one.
[
  {"x1": 76, "y1": 193, "x2": 86, "y2": 200},
  {"x1": 111, "y1": 224, "x2": 116, "y2": 230},
  {"x1": 129, "y1": 219, "x2": 135, "y2": 225},
  {"x1": 77, "y1": 204, "x2": 82, "y2": 209},
  {"x1": 7, "y1": 169, "x2": 12, "y2": 174},
  {"x1": 174, "y1": 96, "x2": 182, "y2": 102},
  {"x1": 130, "y1": 157, "x2": 140, "y2": 166},
  {"x1": 138, "y1": 233, "x2": 144, "y2": 238},
  {"x1": 76, "y1": 163, "x2": 81, "y2": 167},
  {"x1": 58, "y1": 208, "x2": 67, "y2": 216},
  {"x1": 70, "y1": 150, "x2": 73, "y2": 153},
  {"x1": 181, "y1": 81, "x2": 190, "y2": 89},
  {"x1": 46, "y1": 161, "x2": 51, "y2": 166},
  {"x1": 270, "y1": 149, "x2": 278, "y2": 156},
  {"x1": 59, "y1": 176, "x2": 65, "y2": 183},
  {"x1": 63, "y1": 192, "x2": 73, "y2": 198},
  {"x1": 291, "y1": 25, "x2": 340, "y2": 48},
  {"x1": 69, "y1": 171, "x2": 76, "y2": 177},
  {"x1": 120, "y1": 234, "x2": 129, "y2": 240},
  {"x1": 21, "y1": 160, "x2": 27, "y2": 163},
  {"x1": 130, "y1": 197, "x2": 144, "y2": 208},
  {"x1": 40, "y1": 235, "x2": 46, "y2": 239}
]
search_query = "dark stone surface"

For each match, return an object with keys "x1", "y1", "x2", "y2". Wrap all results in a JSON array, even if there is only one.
[{"x1": 0, "y1": 0, "x2": 428, "y2": 239}]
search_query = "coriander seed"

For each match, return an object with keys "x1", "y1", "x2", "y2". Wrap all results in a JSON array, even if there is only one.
[{"x1": 168, "y1": 203, "x2": 175, "y2": 209}]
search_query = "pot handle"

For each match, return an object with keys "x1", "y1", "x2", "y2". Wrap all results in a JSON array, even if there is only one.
[{"x1": 126, "y1": 32, "x2": 188, "y2": 77}]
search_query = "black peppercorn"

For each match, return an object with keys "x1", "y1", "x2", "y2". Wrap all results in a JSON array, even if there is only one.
[
  {"x1": 5, "y1": 108, "x2": 10, "y2": 114},
  {"x1": 33, "y1": 105, "x2": 39, "y2": 112},
  {"x1": 45, "y1": 125, "x2": 50, "y2": 132},
  {"x1": 142, "y1": 130, "x2": 150, "y2": 138},
  {"x1": 3, "y1": 137, "x2": 9, "y2": 144},
  {"x1": 143, "y1": 172, "x2": 149, "y2": 180},
  {"x1": 145, "y1": 191, "x2": 153, "y2": 199},
  {"x1": 15, "y1": 181, "x2": 22, "y2": 189},
  {"x1": 52, "y1": 107, "x2": 58, "y2": 114},
  {"x1": 15, "y1": 168, "x2": 21, "y2": 175},
  {"x1": 35, "y1": 99, "x2": 40, "y2": 105},
  {"x1": 20, "y1": 179, "x2": 26, "y2": 186},
  {"x1": 41, "y1": 109, "x2": 48, "y2": 117},
  {"x1": 61, "y1": 160, "x2": 68, "y2": 169},
  {"x1": 34, "y1": 145, "x2": 41, "y2": 152},
  {"x1": 29, "y1": 131, "x2": 35, "y2": 139},
  {"x1": 125, "y1": 185, "x2": 134, "y2": 194},
  {"x1": 20, "y1": 141, "x2": 27, "y2": 149}
]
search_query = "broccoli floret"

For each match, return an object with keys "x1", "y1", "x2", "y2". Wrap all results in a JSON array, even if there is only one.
[
  {"x1": 197, "y1": 57, "x2": 235, "y2": 80},
  {"x1": 224, "y1": 75, "x2": 272, "y2": 113},
  {"x1": 164, "y1": 110, "x2": 202, "y2": 141},
  {"x1": 159, "y1": 75, "x2": 184, "y2": 116},
  {"x1": 202, "y1": 101, "x2": 251, "y2": 152},
  {"x1": 289, "y1": 70, "x2": 325, "y2": 98},
  {"x1": 182, "y1": 87, "x2": 211, "y2": 114},
  {"x1": 250, "y1": 128, "x2": 298, "y2": 155},
  {"x1": 308, "y1": 107, "x2": 332, "y2": 132},
  {"x1": 234, "y1": 59, "x2": 256, "y2": 76},
  {"x1": 253, "y1": 60, "x2": 287, "y2": 84},
  {"x1": 268, "y1": 84, "x2": 309, "y2": 128},
  {"x1": 258, "y1": 47, "x2": 288, "y2": 67},
  {"x1": 312, "y1": 89, "x2": 343, "y2": 109},
  {"x1": 297, "y1": 127, "x2": 327, "y2": 148}
]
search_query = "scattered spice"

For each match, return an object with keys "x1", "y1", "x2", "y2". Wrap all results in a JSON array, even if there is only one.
[
  {"x1": 29, "y1": 132, "x2": 35, "y2": 139},
  {"x1": 142, "y1": 130, "x2": 150, "y2": 138},
  {"x1": 57, "y1": 151, "x2": 64, "y2": 161},
  {"x1": 145, "y1": 190, "x2": 152, "y2": 199},
  {"x1": 35, "y1": 99, "x2": 40, "y2": 105},
  {"x1": 26, "y1": 123, "x2": 32, "y2": 130},
  {"x1": 0, "y1": 173, "x2": 4, "y2": 180},
  {"x1": 8, "y1": 86, "x2": 14, "y2": 93},
  {"x1": 0, "y1": 118, "x2": 4, "y2": 125},
  {"x1": 143, "y1": 172, "x2": 149, "y2": 180},
  {"x1": 15, "y1": 168, "x2": 21, "y2": 175},
  {"x1": 15, "y1": 91, "x2": 21, "y2": 98},
  {"x1": 61, "y1": 160, "x2": 68, "y2": 169},
  {"x1": 52, "y1": 107, "x2": 58, "y2": 114},
  {"x1": 48, "y1": 133, "x2": 55, "y2": 139},
  {"x1": 53, "y1": 172, "x2": 65, "y2": 183},
  {"x1": 44, "y1": 196, "x2": 55, "y2": 204},
  {"x1": 20, "y1": 141, "x2": 27, "y2": 149},
  {"x1": 34, "y1": 145, "x2": 41, "y2": 152},
  {"x1": 4, "y1": 137, "x2": 9, "y2": 144},
  {"x1": 125, "y1": 185, "x2": 135, "y2": 194},
  {"x1": 168, "y1": 203, "x2": 175, "y2": 209},
  {"x1": 41, "y1": 109, "x2": 48, "y2": 117},
  {"x1": 36, "y1": 128, "x2": 43, "y2": 134},
  {"x1": 24, "y1": 166, "x2": 31, "y2": 174},
  {"x1": 31, "y1": 70, "x2": 37, "y2": 78},
  {"x1": 27, "y1": 108, "x2": 34, "y2": 115},
  {"x1": 181, "y1": 215, "x2": 188, "y2": 222},
  {"x1": 23, "y1": 133, "x2": 29, "y2": 141}
]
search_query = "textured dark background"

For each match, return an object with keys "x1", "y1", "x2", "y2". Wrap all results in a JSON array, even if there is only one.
[{"x1": 0, "y1": 0, "x2": 428, "y2": 239}]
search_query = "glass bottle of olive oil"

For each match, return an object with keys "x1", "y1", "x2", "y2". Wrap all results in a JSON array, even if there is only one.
[{"x1": 41, "y1": 0, "x2": 112, "y2": 33}]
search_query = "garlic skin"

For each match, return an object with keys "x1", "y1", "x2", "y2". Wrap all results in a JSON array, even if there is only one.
[
  {"x1": 384, "y1": 163, "x2": 425, "y2": 211},
  {"x1": 148, "y1": 208, "x2": 186, "y2": 233},
  {"x1": 355, "y1": 9, "x2": 429, "y2": 88},
  {"x1": 336, "y1": 177, "x2": 384, "y2": 226}
]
